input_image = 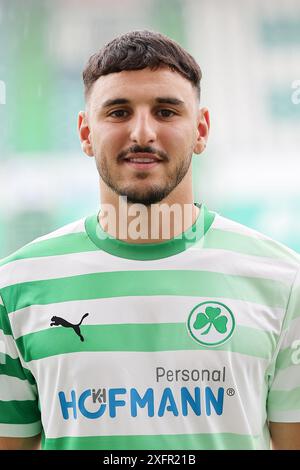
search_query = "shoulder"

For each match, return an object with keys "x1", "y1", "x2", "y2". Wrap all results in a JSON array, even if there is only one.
[
  {"x1": 208, "y1": 212, "x2": 300, "y2": 274},
  {"x1": 0, "y1": 216, "x2": 89, "y2": 289}
]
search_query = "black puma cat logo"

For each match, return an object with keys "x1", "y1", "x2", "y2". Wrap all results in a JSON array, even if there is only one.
[{"x1": 50, "y1": 313, "x2": 89, "y2": 342}]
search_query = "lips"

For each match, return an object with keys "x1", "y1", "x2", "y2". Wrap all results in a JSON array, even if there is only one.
[
  {"x1": 124, "y1": 152, "x2": 162, "y2": 162},
  {"x1": 123, "y1": 152, "x2": 162, "y2": 170},
  {"x1": 126, "y1": 157, "x2": 158, "y2": 163}
]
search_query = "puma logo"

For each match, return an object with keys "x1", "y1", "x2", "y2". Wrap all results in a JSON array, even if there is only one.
[{"x1": 50, "y1": 313, "x2": 89, "y2": 342}]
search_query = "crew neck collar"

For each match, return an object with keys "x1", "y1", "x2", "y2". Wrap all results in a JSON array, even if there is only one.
[{"x1": 85, "y1": 203, "x2": 215, "y2": 260}]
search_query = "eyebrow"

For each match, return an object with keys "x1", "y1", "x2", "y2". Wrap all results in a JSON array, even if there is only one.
[{"x1": 101, "y1": 97, "x2": 185, "y2": 108}]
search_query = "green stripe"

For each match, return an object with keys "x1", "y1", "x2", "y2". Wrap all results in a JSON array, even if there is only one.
[
  {"x1": 291, "y1": 306, "x2": 300, "y2": 321},
  {"x1": 43, "y1": 432, "x2": 260, "y2": 450},
  {"x1": 204, "y1": 229, "x2": 299, "y2": 263},
  {"x1": 275, "y1": 347, "x2": 300, "y2": 370},
  {"x1": 0, "y1": 400, "x2": 40, "y2": 424},
  {"x1": 0, "y1": 303, "x2": 12, "y2": 335},
  {"x1": 0, "y1": 215, "x2": 298, "y2": 278},
  {"x1": 2, "y1": 270, "x2": 289, "y2": 314},
  {"x1": 16, "y1": 323, "x2": 276, "y2": 362},
  {"x1": 275, "y1": 348, "x2": 292, "y2": 369},
  {"x1": 0, "y1": 355, "x2": 36, "y2": 384},
  {"x1": 0, "y1": 232, "x2": 94, "y2": 267},
  {"x1": 268, "y1": 386, "x2": 300, "y2": 411},
  {"x1": 0, "y1": 217, "x2": 298, "y2": 270}
]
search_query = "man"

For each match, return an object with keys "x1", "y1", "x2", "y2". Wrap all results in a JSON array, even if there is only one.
[{"x1": 0, "y1": 30, "x2": 299, "y2": 450}]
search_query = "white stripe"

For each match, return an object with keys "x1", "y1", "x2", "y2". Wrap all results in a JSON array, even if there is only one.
[
  {"x1": 10, "y1": 295, "x2": 285, "y2": 340},
  {"x1": 213, "y1": 215, "x2": 299, "y2": 262},
  {"x1": 27, "y1": 218, "x2": 86, "y2": 245},
  {"x1": 0, "y1": 295, "x2": 3, "y2": 306},
  {"x1": 271, "y1": 364, "x2": 300, "y2": 391},
  {"x1": 213, "y1": 214, "x2": 273, "y2": 240},
  {"x1": 0, "y1": 375, "x2": 37, "y2": 401},
  {"x1": 0, "y1": 246, "x2": 296, "y2": 290},
  {"x1": 268, "y1": 409, "x2": 300, "y2": 422},
  {"x1": 0, "y1": 330, "x2": 19, "y2": 359},
  {"x1": 0, "y1": 421, "x2": 42, "y2": 438},
  {"x1": 30, "y1": 350, "x2": 268, "y2": 439}
]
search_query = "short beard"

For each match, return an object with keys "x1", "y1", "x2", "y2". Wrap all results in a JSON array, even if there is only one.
[
  {"x1": 97, "y1": 153, "x2": 193, "y2": 207},
  {"x1": 122, "y1": 184, "x2": 175, "y2": 206}
]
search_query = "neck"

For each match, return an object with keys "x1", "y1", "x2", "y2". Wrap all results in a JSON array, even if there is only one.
[
  {"x1": 98, "y1": 199, "x2": 199, "y2": 244},
  {"x1": 98, "y1": 170, "x2": 200, "y2": 244}
]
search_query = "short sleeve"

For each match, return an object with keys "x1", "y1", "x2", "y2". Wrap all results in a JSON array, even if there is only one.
[
  {"x1": 0, "y1": 294, "x2": 42, "y2": 437},
  {"x1": 267, "y1": 267, "x2": 300, "y2": 422}
]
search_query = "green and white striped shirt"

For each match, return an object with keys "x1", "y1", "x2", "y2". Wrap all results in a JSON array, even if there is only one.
[{"x1": 0, "y1": 204, "x2": 299, "y2": 450}]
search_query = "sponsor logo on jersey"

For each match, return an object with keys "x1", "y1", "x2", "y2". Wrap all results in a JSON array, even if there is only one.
[
  {"x1": 187, "y1": 301, "x2": 235, "y2": 347},
  {"x1": 57, "y1": 367, "x2": 235, "y2": 421},
  {"x1": 58, "y1": 386, "x2": 225, "y2": 420}
]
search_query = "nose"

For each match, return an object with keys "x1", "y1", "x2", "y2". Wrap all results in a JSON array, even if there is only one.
[{"x1": 129, "y1": 111, "x2": 157, "y2": 145}]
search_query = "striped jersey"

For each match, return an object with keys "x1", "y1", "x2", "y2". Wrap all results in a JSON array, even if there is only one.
[{"x1": 0, "y1": 203, "x2": 299, "y2": 450}]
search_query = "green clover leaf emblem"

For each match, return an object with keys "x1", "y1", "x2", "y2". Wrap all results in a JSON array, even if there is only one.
[{"x1": 193, "y1": 306, "x2": 228, "y2": 335}]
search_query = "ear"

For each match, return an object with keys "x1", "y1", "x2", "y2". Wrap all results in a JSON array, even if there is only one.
[
  {"x1": 78, "y1": 111, "x2": 94, "y2": 157},
  {"x1": 193, "y1": 107, "x2": 210, "y2": 154}
]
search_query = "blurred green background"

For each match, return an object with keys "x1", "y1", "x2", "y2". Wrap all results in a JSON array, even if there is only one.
[{"x1": 0, "y1": 0, "x2": 299, "y2": 258}]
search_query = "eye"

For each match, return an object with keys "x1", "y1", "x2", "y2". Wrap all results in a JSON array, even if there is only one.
[
  {"x1": 157, "y1": 109, "x2": 176, "y2": 118},
  {"x1": 108, "y1": 109, "x2": 129, "y2": 118}
]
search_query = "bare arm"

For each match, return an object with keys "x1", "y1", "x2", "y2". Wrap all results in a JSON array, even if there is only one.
[
  {"x1": 0, "y1": 434, "x2": 41, "y2": 450},
  {"x1": 269, "y1": 422, "x2": 300, "y2": 450}
]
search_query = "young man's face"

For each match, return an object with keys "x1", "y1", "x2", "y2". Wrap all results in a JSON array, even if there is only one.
[{"x1": 79, "y1": 66, "x2": 209, "y2": 205}]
